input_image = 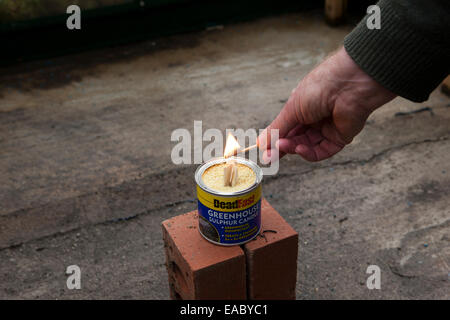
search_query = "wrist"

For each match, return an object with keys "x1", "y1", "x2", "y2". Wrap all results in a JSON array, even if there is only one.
[{"x1": 330, "y1": 47, "x2": 397, "y2": 113}]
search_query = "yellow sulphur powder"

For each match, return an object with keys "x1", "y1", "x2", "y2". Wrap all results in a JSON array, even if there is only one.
[{"x1": 202, "y1": 163, "x2": 256, "y2": 192}]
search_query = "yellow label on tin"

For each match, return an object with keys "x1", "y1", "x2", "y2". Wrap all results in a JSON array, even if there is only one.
[{"x1": 196, "y1": 184, "x2": 262, "y2": 213}]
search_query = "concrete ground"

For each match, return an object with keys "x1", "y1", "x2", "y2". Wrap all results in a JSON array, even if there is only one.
[{"x1": 0, "y1": 11, "x2": 449, "y2": 299}]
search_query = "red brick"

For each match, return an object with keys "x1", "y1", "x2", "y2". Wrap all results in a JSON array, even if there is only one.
[
  {"x1": 243, "y1": 198, "x2": 298, "y2": 300},
  {"x1": 162, "y1": 210, "x2": 246, "y2": 299}
]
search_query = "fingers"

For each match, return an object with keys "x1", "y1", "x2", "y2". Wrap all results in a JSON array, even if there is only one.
[
  {"x1": 277, "y1": 125, "x2": 344, "y2": 162},
  {"x1": 257, "y1": 91, "x2": 303, "y2": 152},
  {"x1": 295, "y1": 139, "x2": 344, "y2": 162},
  {"x1": 277, "y1": 127, "x2": 323, "y2": 154},
  {"x1": 304, "y1": 127, "x2": 324, "y2": 145},
  {"x1": 276, "y1": 136, "x2": 309, "y2": 154},
  {"x1": 262, "y1": 148, "x2": 285, "y2": 164},
  {"x1": 266, "y1": 124, "x2": 308, "y2": 158},
  {"x1": 286, "y1": 124, "x2": 307, "y2": 138}
]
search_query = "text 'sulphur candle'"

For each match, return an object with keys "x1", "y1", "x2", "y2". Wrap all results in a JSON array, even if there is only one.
[{"x1": 194, "y1": 134, "x2": 263, "y2": 246}]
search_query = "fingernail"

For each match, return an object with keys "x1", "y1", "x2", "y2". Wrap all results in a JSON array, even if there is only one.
[
  {"x1": 261, "y1": 150, "x2": 271, "y2": 164},
  {"x1": 275, "y1": 140, "x2": 280, "y2": 150}
]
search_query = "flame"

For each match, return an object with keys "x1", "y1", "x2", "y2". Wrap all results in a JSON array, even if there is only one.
[{"x1": 224, "y1": 133, "x2": 241, "y2": 158}]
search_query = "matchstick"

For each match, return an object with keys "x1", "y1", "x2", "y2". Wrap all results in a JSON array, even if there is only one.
[
  {"x1": 227, "y1": 144, "x2": 258, "y2": 157},
  {"x1": 239, "y1": 144, "x2": 258, "y2": 154}
]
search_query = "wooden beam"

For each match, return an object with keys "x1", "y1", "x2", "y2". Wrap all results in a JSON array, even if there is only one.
[
  {"x1": 325, "y1": 0, "x2": 348, "y2": 26},
  {"x1": 441, "y1": 75, "x2": 450, "y2": 96}
]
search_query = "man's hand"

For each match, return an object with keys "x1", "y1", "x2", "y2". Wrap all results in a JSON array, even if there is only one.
[{"x1": 258, "y1": 47, "x2": 397, "y2": 162}]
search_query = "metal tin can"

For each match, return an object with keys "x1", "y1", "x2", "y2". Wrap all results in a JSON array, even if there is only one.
[{"x1": 195, "y1": 157, "x2": 263, "y2": 246}]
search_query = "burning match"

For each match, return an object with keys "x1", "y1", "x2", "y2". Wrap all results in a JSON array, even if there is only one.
[
  {"x1": 223, "y1": 133, "x2": 258, "y2": 158},
  {"x1": 237, "y1": 144, "x2": 258, "y2": 155},
  {"x1": 225, "y1": 144, "x2": 258, "y2": 158}
]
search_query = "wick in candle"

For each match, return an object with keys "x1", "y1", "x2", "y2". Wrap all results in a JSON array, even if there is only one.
[{"x1": 224, "y1": 159, "x2": 238, "y2": 187}]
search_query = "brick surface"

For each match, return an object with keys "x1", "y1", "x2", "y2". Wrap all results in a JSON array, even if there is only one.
[
  {"x1": 162, "y1": 211, "x2": 246, "y2": 299},
  {"x1": 243, "y1": 198, "x2": 298, "y2": 300}
]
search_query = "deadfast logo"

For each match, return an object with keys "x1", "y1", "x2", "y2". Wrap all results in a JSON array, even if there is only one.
[{"x1": 213, "y1": 195, "x2": 255, "y2": 209}]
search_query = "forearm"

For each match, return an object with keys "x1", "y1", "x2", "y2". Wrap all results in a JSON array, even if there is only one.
[
  {"x1": 322, "y1": 47, "x2": 397, "y2": 114},
  {"x1": 344, "y1": 0, "x2": 450, "y2": 102}
]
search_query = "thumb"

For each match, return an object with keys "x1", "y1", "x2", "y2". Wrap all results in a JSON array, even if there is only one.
[{"x1": 257, "y1": 89, "x2": 302, "y2": 151}]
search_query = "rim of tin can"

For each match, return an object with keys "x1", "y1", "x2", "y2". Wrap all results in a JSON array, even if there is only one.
[{"x1": 195, "y1": 157, "x2": 263, "y2": 196}]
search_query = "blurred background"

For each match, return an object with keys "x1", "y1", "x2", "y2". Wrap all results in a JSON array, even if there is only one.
[{"x1": 1, "y1": 0, "x2": 374, "y2": 65}]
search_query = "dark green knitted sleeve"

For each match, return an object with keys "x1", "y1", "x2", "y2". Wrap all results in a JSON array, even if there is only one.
[{"x1": 344, "y1": 0, "x2": 450, "y2": 102}]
